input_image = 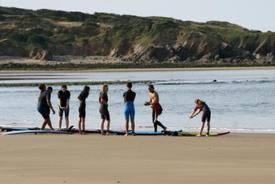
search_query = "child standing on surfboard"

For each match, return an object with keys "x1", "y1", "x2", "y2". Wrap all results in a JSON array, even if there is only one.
[{"x1": 189, "y1": 99, "x2": 211, "y2": 136}]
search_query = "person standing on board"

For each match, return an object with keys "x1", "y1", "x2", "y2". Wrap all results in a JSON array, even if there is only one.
[
  {"x1": 99, "y1": 84, "x2": 110, "y2": 135},
  {"x1": 123, "y1": 82, "x2": 136, "y2": 136},
  {"x1": 189, "y1": 99, "x2": 211, "y2": 136},
  {"x1": 58, "y1": 85, "x2": 71, "y2": 130},
  {"x1": 144, "y1": 84, "x2": 167, "y2": 132},
  {"x1": 78, "y1": 86, "x2": 90, "y2": 134},
  {"x1": 37, "y1": 84, "x2": 55, "y2": 130}
]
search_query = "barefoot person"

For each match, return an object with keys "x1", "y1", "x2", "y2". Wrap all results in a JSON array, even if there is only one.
[
  {"x1": 123, "y1": 82, "x2": 136, "y2": 136},
  {"x1": 99, "y1": 84, "x2": 110, "y2": 135},
  {"x1": 189, "y1": 99, "x2": 211, "y2": 136},
  {"x1": 78, "y1": 86, "x2": 90, "y2": 134},
  {"x1": 37, "y1": 84, "x2": 55, "y2": 130},
  {"x1": 58, "y1": 85, "x2": 70, "y2": 129},
  {"x1": 144, "y1": 84, "x2": 167, "y2": 132}
]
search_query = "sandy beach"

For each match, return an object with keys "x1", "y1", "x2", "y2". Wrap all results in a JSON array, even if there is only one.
[{"x1": 0, "y1": 133, "x2": 275, "y2": 184}]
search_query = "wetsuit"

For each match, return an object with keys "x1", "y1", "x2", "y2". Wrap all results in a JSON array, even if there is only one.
[
  {"x1": 58, "y1": 90, "x2": 70, "y2": 117},
  {"x1": 123, "y1": 90, "x2": 136, "y2": 120},
  {"x1": 78, "y1": 91, "x2": 88, "y2": 118},
  {"x1": 195, "y1": 103, "x2": 211, "y2": 122},
  {"x1": 99, "y1": 92, "x2": 110, "y2": 121},
  {"x1": 37, "y1": 91, "x2": 50, "y2": 119}
]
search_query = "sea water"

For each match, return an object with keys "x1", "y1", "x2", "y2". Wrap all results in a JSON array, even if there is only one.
[{"x1": 0, "y1": 69, "x2": 274, "y2": 133}]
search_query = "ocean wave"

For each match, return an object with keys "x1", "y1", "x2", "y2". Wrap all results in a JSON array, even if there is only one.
[{"x1": 155, "y1": 79, "x2": 275, "y2": 85}]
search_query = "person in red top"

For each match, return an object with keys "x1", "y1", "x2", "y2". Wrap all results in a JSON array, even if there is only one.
[
  {"x1": 190, "y1": 99, "x2": 211, "y2": 136},
  {"x1": 144, "y1": 84, "x2": 167, "y2": 132}
]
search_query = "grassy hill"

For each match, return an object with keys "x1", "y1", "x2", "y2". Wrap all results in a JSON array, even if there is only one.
[{"x1": 0, "y1": 6, "x2": 275, "y2": 66}]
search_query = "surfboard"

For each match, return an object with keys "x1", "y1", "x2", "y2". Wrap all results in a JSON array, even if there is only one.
[
  {"x1": 0, "y1": 126, "x2": 40, "y2": 132},
  {"x1": 175, "y1": 131, "x2": 230, "y2": 137},
  {"x1": 2, "y1": 129, "x2": 73, "y2": 135}
]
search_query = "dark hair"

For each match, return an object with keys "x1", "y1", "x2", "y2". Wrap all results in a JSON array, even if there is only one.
[
  {"x1": 78, "y1": 86, "x2": 90, "y2": 100},
  {"x1": 38, "y1": 84, "x2": 46, "y2": 91},
  {"x1": 61, "y1": 84, "x2": 67, "y2": 89},
  {"x1": 127, "y1": 82, "x2": 132, "y2": 89},
  {"x1": 47, "y1": 86, "x2": 53, "y2": 92},
  {"x1": 83, "y1": 85, "x2": 90, "y2": 93},
  {"x1": 148, "y1": 84, "x2": 154, "y2": 89}
]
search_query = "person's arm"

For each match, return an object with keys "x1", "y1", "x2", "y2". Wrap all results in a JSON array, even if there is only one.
[
  {"x1": 144, "y1": 93, "x2": 152, "y2": 106},
  {"x1": 47, "y1": 94, "x2": 55, "y2": 114},
  {"x1": 189, "y1": 107, "x2": 201, "y2": 119}
]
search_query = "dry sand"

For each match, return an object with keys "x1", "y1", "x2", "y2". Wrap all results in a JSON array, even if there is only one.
[{"x1": 0, "y1": 133, "x2": 275, "y2": 184}]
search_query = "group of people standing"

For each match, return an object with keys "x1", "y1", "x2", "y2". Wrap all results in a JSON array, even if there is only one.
[{"x1": 37, "y1": 82, "x2": 212, "y2": 136}]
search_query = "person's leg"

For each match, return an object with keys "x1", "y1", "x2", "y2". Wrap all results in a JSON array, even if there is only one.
[
  {"x1": 65, "y1": 108, "x2": 69, "y2": 129},
  {"x1": 41, "y1": 118, "x2": 47, "y2": 130},
  {"x1": 199, "y1": 121, "x2": 206, "y2": 136},
  {"x1": 155, "y1": 120, "x2": 167, "y2": 131},
  {"x1": 130, "y1": 110, "x2": 135, "y2": 134},
  {"x1": 47, "y1": 118, "x2": 54, "y2": 130},
  {"x1": 59, "y1": 108, "x2": 63, "y2": 129},
  {"x1": 78, "y1": 118, "x2": 82, "y2": 134},
  {"x1": 106, "y1": 111, "x2": 110, "y2": 134},
  {"x1": 100, "y1": 118, "x2": 105, "y2": 135},
  {"x1": 206, "y1": 112, "x2": 211, "y2": 136},
  {"x1": 152, "y1": 110, "x2": 158, "y2": 132},
  {"x1": 125, "y1": 118, "x2": 129, "y2": 136},
  {"x1": 82, "y1": 118, "x2": 86, "y2": 134}
]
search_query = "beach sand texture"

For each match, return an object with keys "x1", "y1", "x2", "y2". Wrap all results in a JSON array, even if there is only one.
[{"x1": 0, "y1": 134, "x2": 275, "y2": 184}]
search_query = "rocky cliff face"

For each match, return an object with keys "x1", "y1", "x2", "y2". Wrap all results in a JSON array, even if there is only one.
[{"x1": 0, "y1": 6, "x2": 275, "y2": 65}]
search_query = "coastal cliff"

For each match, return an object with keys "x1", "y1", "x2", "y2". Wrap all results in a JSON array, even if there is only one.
[{"x1": 1, "y1": 6, "x2": 275, "y2": 67}]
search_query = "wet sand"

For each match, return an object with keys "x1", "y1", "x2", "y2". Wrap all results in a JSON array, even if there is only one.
[{"x1": 0, "y1": 133, "x2": 275, "y2": 184}]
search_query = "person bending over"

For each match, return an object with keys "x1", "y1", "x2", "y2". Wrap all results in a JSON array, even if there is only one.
[{"x1": 190, "y1": 99, "x2": 211, "y2": 136}]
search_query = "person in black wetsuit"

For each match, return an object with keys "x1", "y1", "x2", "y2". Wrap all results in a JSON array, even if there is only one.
[
  {"x1": 99, "y1": 84, "x2": 110, "y2": 135},
  {"x1": 78, "y1": 86, "x2": 90, "y2": 134},
  {"x1": 123, "y1": 82, "x2": 136, "y2": 136},
  {"x1": 37, "y1": 84, "x2": 55, "y2": 130},
  {"x1": 189, "y1": 99, "x2": 211, "y2": 136},
  {"x1": 58, "y1": 85, "x2": 71, "y2": 129}
]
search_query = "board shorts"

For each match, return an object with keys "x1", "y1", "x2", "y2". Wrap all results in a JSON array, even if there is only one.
[
  {"x1": 100, "y1": 106, "x2": 110, "y2": 121},
  {"x1": 79, "y1": 103, "x2": 86, "y2": 118},
  {"x1": 59, "y1": 106, "x2": 69, "y2": 117},
  {"x1": 202, "y1": 109, "x2": 211, "y2": 122},
  {"x1": 38, "y1": 106, "x2": 50, "y2": 119},
  {"x1": 152, "y1": 103, "x2": 163, "y2": 116},
  {"x1": 124, "y1": 101, "x2": 135, "y2": 120}
]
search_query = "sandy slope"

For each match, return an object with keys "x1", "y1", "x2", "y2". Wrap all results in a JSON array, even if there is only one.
[{"x1": 0, "y1": 134, "x2": 275, "y2": 184}]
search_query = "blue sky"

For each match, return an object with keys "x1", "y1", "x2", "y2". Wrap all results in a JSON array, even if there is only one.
[{"x1": 1, "y1": 0, "x2": 274, "y2": 31}]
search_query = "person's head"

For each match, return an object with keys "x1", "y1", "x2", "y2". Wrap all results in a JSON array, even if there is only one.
[
  {"x1": 148, "y1": 84, "x2": 155, "y2": 93},
  {"x1": 38, "y1": 84, "x2": 46, "y2": 91},
  {"x1": 127, "y1": 82, "x2": 132, "y2": 89},
  {"x1": 47, "y1": 86, "x2": 53, "y2": 93},
  {"x1": 195, "y1": 99, "x2": 205, "y2": 106},
  {"x1": 61, "y1": 84, "x2": 67, "y2": 92},
  {"x1": 101, "y1": 84, "x2": 108, "y2": 93},
  {"x1": 83, "y1": 86, "x2": 90, "y2": 94}
]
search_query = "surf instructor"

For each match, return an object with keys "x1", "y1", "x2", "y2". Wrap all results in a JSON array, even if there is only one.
[{"x1": 144, "y1": 84, "x2": 167, "y2": 132}]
